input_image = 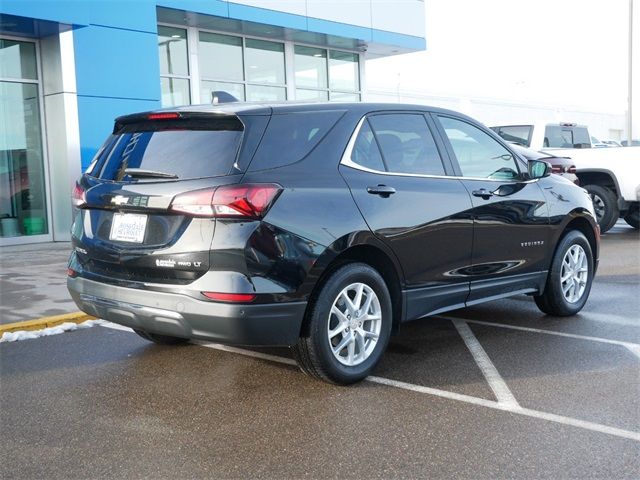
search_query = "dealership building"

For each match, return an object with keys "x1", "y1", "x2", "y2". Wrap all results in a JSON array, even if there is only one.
[{"x1": 0, "y1": 0, "x2": 426, "y2": 245}]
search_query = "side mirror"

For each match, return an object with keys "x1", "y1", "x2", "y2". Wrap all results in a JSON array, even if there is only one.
[{"x1": 528, "y1": 159, "x2": 551, "y2": 179}]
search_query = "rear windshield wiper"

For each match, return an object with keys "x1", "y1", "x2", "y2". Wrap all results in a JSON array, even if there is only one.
[{"x1": 124, "y1": 168, "x2": 178, "y2": 179}]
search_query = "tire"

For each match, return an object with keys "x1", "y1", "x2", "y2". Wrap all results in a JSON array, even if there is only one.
[
  {"x1": 583, "y1": 184, "x2": 619, "y2": 233},
  {"x1": 133, "y1": 329, "x2": 189, "y2": 345},
  {"x1": 624, "y1": 205, "x2": 639, "y2": 229},
  {"x1": 292, "y1": 263, "x2": 393, "y2": 385},
  {"x1": 534, "y1": 230, "x2": 594, "y2": 316}
]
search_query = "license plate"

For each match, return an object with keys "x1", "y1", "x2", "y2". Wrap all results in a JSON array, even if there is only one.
[{"x1": 109, "y1": 213, "x2": 148, "y2": 243}]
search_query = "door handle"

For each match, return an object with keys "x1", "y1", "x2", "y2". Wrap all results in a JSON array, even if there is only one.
[
  {"x1": 367, "y1": 185, "x2": 396, "y2": 198},
  {"x1": 472, "y1": 188, "x2": 494, "y2": 200}
]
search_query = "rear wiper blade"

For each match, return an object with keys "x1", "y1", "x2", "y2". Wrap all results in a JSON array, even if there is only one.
[{"x1": 124, "y1": 168, "x2": 178, "y2": 179}]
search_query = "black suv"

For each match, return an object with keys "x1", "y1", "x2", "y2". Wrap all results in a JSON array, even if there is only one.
[{"x1": 68, "y1": 102, "x2": 599, "y2": 384}]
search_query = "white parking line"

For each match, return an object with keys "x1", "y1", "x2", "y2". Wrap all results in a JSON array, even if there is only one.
[
  {"x1": 101, "y1": 322, "x2": 640, "y2": 442},
  {"x1": 452, "y1": 319, "x2": 520, "y2": 408},
  {"x1": 438, "y1": 316, "x2": 640, "y2": 352},
  {"x1": 196, "y1": 340, "x2": 640, "y2": 442}
]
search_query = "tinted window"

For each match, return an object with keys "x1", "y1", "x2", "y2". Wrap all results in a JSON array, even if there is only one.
[
  {"x1": 249, "y1": 111, "x2": 345, "y2": 170},
  {"x1": 368, "y1": 114, "x2": 445, "y2": 175},
  {"x1": 544, "y1": 125, "x2": 591, "y2": 148},
  {"x1": 438, "y1": 116, "x2": 520, "y2": 180},
  {"x1": 91, "y1": 118, "x2": 243, "y2": 181},
  {"x1": 350, "y1": 120, "x2": 385, "y2": 171},
  {"x1": 492, "y1": 125, "x2": 532, "y2": 147}
]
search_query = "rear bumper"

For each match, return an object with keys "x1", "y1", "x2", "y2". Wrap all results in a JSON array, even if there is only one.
[{"x1": 67, "y1": 276, "x2": 306, "y2": 346}]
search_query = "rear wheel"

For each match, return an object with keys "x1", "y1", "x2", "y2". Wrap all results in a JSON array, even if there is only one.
[
  {"x1": 624, "y1": 205, "x2": 639, "y2": 229},
  {"x1": 293, "y1": 263, "x2": 392, "y2": 384},
  {"x1": 134, "y1": 329, "x2": 189, "y2": 345},
  {"x1": 583, "y1": 184, "x2": 619, "y2": 233},
  {"x1": 534, "y1": 230, "x2": 594, "y2": 316}
]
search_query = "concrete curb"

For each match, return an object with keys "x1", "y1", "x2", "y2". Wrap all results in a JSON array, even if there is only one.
[{"x1": 0, "y1": 312, "x2": 97, "y2": 335}]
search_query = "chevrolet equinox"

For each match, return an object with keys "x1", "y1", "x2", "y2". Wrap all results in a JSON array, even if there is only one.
[{"x1": 68, "y1": 102, "x2": 599, "y2": 384}]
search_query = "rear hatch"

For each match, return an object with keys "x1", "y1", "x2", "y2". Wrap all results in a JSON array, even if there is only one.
[{"x1": 72, "y1": 111, "x2": 265, "y2": 285}]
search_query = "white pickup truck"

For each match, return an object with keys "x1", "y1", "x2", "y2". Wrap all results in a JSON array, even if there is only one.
[{"x1": 491, "y1": 122, "x2": 640, "y2": 233}]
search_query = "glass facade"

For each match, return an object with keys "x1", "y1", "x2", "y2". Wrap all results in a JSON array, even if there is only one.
[
  {"x1": 158, "y1": 25, "x2": 361, "y2": 107},
  {"x1": 158, "y1": 26, "x2": 190, "y2": 107},
  {"x1": 0, "y1": 39, "x2": 48, "y2": 238}
]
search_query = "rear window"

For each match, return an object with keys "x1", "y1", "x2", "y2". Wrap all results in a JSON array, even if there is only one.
[
  {"x1": 248, "y1": 110, "x2": 345, "y2": 171},
  {"x1": 88, "y1": 117, "x2": 243, "y2": 181},
  {"x1": 544, "y1": 125, "x2": 591, "y2": 148}
]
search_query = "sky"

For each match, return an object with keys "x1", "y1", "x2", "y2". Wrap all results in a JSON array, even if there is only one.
[{"x1": 367, "y1": 0, "x2": 637, "y2": 119}]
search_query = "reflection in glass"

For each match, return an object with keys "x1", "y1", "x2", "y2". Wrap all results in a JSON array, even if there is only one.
[
  {"x1": 295, "y1": 89, "x2": 328, "y2": 101},
  {"x1": 201, "y1": 80, "x2": 245, "y2": 102},
  {"x1": 294, "y1": 46, "x2": 327, "y2": 89},
  {"x1": 199, "y1": 32, "x2": 244, "y2": 81},
  {"x1": 0, "y1": 39, "x2": 37, "y2": 80},
  {"x1": 329, "y1": 51, "x2": 359, "y2": 91},
  {"x1": 161, "y1": 77, "x2": 190, "y2": 106},
  {"x1": 158, "y1": 26, "x2": 189, "y2": 76},
  {"x1": 245, "y1": 39, "x2": 285, "y2": 85},
  {"x1": 330, "y1": 91, "x2": 360, "y2": 102},
  {"x1": 246, "y1": 85, "x2": 286, "y2": 102},
  {"x1": 0, "y1": 82, "x2": 48, "y2": 237}
]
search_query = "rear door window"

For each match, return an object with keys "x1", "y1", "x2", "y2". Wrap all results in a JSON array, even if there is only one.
[
  {"x1": 350, "y1": 120, "x2": 386, "y2": 171},
  {"x1": 90, "y1": 117, "x2": 243, "y2": 181},
  {"x1": 366, "y1": 114, "x2": 446, "y2": 175}
]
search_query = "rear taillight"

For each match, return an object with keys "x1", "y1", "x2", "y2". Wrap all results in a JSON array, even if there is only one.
[
  {"x1": 551, "y1": 164, "x2": 577, "y2": 174},
  {"x1": 201, "y1": 292, "x2": 256, "y2": 302},
  {"x1": 170, "y1": 184, "x2": 282, "y2": 219},
  {"x1": 67, "y1": 267, "x2": 78, "y2": 277},
  {"x1": 71, "y1": 182, "x2": 86, "y2": 208}
]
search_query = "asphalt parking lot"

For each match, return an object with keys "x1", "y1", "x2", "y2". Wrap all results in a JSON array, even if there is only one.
[{"x1": 1, "y1": 221, "x2": 639, "y2": 479}]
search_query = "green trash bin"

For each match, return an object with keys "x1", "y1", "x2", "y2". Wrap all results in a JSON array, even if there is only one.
[{"x1": 23, "y1": 216, "x2": 46, "y2": 235}]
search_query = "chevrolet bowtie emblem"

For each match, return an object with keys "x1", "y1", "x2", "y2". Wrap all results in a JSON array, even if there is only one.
[{"x1": 111, "y1": 195, "x2": 129, "y2": 205}]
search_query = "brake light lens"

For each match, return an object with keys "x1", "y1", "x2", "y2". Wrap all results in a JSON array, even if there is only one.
[
  {"x1": 147, "y1": 112, "x2": 180, "y2": 120},
  {"x1": 72, "y1": 182, "x2": 86, "y2": 208},
  {"x1": 201, "y1": 292, "x2": 256, "y2": 302},
  {"x1": 567, "y1": 165, "x2": 577, "y2": 174},
  {"x1": 67, "y1": 267, "x2": 78, "y2": 277},
  {"x1": 170, "y1": 184, "x2": 282, "y2": 219}
]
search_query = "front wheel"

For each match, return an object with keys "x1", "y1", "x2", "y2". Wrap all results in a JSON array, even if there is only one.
[
  {"x1": 534, "y1": 230, "x2": 594, "y2": 316},
  {"x1": 293, "y1": 263, "x2": 392, "y2": 384}
]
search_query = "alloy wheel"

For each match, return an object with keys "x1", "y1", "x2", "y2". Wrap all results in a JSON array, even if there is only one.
[
  {"x1": 327, "y1": 282, "x2": 382, "y2": 366},
  {"x1": 561, "y1": 244, "x2": 589, "y2": 303}
]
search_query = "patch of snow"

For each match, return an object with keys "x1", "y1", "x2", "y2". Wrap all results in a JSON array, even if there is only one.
[{"x1": 0, "y1": 319, "x2": 105, "y2": 343}]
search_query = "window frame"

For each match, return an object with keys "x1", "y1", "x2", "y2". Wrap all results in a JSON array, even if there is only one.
[
  {"x1": 0, "y1": 35, "x2": 54, "y2": 245},
  {"x1": 157, "y1": 25, "x2": 191, "y2": 106},
  {"x1": 294, "y1": 45, "x2": 361, "y2": 101},
  {"x1": 157, "y1": 22, "x2": 362, "y2": 105},
  {"x1": 341, "y1": 112, "x2": 455, "y2": 178}
]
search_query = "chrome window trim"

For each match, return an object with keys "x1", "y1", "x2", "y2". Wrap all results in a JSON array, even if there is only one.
[{"x1": 339, "y1": 114, "x2": 539, "y2": 184}]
